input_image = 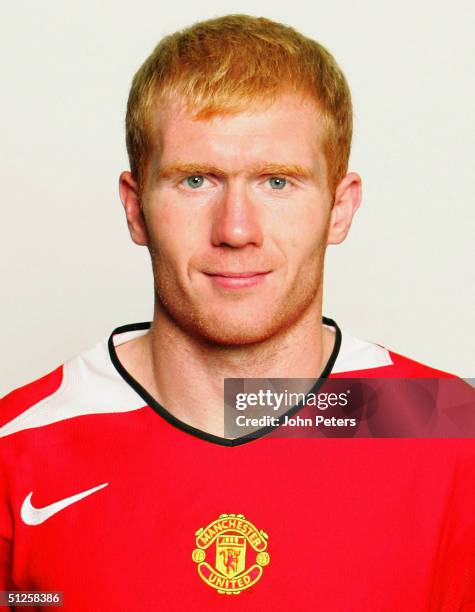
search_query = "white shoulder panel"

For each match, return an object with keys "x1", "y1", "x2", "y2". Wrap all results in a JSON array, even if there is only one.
[
  {"x1": 0, "y1": 335, "x2": 146, "y2": 438},
  {"x1": 331, "y1": 327, "x2": 393, "y2": 374}
]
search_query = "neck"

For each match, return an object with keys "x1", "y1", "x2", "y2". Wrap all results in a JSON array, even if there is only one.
[{"x1": 115, "y1": 299, "x2": 336, "y2": 438}]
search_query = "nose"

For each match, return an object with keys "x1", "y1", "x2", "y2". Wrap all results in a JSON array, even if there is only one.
[{"x1": 210, "y1": 181, "x2": 264, "y2": 248}]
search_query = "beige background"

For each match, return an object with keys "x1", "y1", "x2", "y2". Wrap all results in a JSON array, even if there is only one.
[{"x1": 1, "y1": 0, "x2": 474, "y2": 396}]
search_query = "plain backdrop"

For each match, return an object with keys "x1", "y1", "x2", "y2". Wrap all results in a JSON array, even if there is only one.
[{"x1": 1, "y1": 0, "x2": 474, "y2": 396}]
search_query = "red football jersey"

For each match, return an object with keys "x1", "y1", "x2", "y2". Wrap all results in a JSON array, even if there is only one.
[{"x1": 1, "y1": 318, "x2": 474, "y2": 611}]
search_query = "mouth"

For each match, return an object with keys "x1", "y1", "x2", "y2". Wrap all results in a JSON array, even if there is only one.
[{"x1": 203, "y1": 271, "x2": 271, "y2": 289}]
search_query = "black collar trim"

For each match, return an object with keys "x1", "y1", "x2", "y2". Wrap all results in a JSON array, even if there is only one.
[{"x1": 108, "y1": 317, "x2": 342, "y2": 447}]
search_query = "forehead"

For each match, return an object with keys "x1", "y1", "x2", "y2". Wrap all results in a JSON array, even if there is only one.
[{"x1": 148, "y1": 93, "x2": 328, "y2": 182}]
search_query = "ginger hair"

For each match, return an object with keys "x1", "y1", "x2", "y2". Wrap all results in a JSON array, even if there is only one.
[{"x1": 125, "y1": 14, "x2": 353, "y2": 198}]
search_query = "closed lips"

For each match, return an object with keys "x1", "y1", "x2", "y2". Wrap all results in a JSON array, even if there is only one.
[{"x1": 204, "y1": 271, "x2": 269, "y2": 277}]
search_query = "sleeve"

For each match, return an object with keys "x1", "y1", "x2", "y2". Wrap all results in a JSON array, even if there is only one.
[
  {"x1": 428, "y1": 441, "x2": 475, "y2": 610},
  {"x1": 0, "y1": 452, "x2": 13, "y2": 590}
]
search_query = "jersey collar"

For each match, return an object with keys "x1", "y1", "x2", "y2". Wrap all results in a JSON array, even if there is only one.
[{"x1": 108, "y1": 317, "x2": 342, "y2": 447}]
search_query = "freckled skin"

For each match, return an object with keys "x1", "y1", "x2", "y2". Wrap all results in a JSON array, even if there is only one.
[{"x1": 137, "y1": 95, "x2": 334, "y2": 346}]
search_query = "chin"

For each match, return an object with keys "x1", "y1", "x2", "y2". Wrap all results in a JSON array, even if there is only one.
[
  {"x1": 184, "y1": 312, "x2": 281, "y2": 346},
  {"x1": 155, "y1": 274, "x2": 322, "y2": 347},
  {"x1": 198, "y1": 322, "x2": 278, "y2": 346},
  {"x1": 173, "y1": 298, "x2": 312, "y2": 346}
]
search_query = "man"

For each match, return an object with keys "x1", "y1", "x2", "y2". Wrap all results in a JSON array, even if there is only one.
[{"x1": 1, "y1": 14, "x2": 474, "y2": 611}]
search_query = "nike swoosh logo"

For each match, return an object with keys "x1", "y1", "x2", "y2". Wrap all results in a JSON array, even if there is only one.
[{"x1": 21, "y1": 482, "x2": 109, "y2": 525}]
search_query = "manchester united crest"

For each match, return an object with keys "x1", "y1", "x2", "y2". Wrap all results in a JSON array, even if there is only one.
[{"x1": 192, "y1": 513, "x2": 270, "y2": 594}]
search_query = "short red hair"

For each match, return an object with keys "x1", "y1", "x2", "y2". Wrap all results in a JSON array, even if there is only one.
[{"x1": 125, "y1": 14, "x2": 353, "y2": 198}]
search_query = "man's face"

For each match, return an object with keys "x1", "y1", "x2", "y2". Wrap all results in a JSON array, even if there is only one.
[{"x1": 139, "y1": 93, "x2": 334, "y2": 345}]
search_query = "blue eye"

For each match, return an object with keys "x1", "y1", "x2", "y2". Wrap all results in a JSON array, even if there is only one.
[
  {"x1": 186, "y1": 175, "x2": 205, "y2": 188},
  {"x1": 269, "y1": 177, "x2": 287, "y2": 190}
]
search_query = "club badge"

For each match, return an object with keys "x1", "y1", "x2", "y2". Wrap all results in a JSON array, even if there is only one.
[{"x1": 192, "y1": 513, "x2": 270, "y2": 594}]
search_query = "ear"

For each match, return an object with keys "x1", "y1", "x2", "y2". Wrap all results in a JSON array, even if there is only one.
[
  {"x1": 119, "y1": 171, "x2": 149, "y2": 246},
  {"x1": 327, "y1": 172, "x2": 362, "y2": 245}
]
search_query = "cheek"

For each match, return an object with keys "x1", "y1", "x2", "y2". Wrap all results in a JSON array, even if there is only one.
[
  {"x1": 145, "y1": 200, "x2": 203, "y2": 267},
  {"x1": 272, "y1": 202, "x2": 329, "y2": 265}
]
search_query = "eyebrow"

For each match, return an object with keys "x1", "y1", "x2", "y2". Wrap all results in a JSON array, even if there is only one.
[{"x1": 155, "y1": 162, "x2": 315, "y2": 181}]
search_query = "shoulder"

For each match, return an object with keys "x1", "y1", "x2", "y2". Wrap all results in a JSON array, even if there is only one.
[
  {"x1": 0, "y1": 335, "x2": 145, "y2": 440},
  {"x1": 382, "y1": 349, "x2": 458, "y2": 378},
  {"x1": 329, "y1": 325, "x2": 474, "y2": 438},
  {"x1": 331, "y1": 326, "x2": 459, "y2": 378},
  {"x1": 0, "y1": 366, "x2": 64, "y2": 429}
]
